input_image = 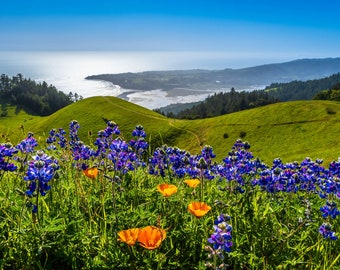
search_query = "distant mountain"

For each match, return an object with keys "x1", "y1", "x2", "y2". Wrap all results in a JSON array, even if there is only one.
[{"x1": 86, "y1": 57, "x2": 340, "y2": 92}]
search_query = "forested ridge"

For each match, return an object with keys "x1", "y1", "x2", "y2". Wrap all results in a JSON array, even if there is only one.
[
  {"x1": 156, "y1": 72, "x2": 340, "y2": 119},
  {"x1": 0, "y1": 74, "x2": 82, "y2": 116},
  {"x1": 265, "y1": 72, "x2": 340, "y2": 101},
  {"x1": 156, "y1": 88, "x2": 279, "y2": 119}
]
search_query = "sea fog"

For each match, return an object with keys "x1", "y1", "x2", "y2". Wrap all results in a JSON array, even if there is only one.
[{"x1": 0, "y1": 51, "x2": 279, "y2": 109}]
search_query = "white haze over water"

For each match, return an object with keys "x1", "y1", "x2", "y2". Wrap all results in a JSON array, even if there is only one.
[{"x1": 0, "y1": 51, "x2": 291, "y2": 109}]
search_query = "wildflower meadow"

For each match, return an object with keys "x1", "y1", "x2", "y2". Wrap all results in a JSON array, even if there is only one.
[{"x1": 0, "y1": 120, "x2": 339, "y2": 269}]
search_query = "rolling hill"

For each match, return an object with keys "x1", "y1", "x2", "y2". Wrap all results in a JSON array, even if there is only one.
[{"x1": 2, "y1": 96, "x2": 340, "y2": 165}]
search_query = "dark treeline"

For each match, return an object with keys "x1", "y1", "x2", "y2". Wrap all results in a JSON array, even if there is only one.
[
  {"x1": 0, "y1": 74, "x2": 82, "y2": 116},
  {"x1": 265, "y1": 73, "x2": 340, "y2": 101},
  {"x1": 313, "y1": 82, "x2": 340, "y2": 101},
  {"x1": 162, "y1": 88, "x2": 279, "y2": 119}
]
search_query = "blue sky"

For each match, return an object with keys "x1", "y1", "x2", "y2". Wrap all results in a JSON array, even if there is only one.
[{"x1": 1, "y1": 0, "x2": 340, "y2": 59}]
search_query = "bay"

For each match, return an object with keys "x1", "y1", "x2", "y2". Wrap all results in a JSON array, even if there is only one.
[{"x1": 0, "y1": 51, "x2": 284, "y2": 109}]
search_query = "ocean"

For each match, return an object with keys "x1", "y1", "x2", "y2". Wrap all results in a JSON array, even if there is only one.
[{"x1": 0, "y1": 51, "x2": 283, "y2": 109}]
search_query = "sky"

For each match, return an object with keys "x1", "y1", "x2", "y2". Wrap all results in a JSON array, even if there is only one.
[{"x1": 1, "y1": 0, "x2": 340, "y2": 60}]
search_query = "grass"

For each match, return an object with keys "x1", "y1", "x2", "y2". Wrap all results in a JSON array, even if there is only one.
[
  {"x1": 0, "y1": 106, "x2": 39, "y2": 142},
  {"x1": 2, "y1": 97, "x2": 340, "y2": 165}
]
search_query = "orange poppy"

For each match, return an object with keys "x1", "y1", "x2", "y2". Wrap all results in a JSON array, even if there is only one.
[
  {"x1": 188, "y1": 202, "x2": 211, "y2": 218},
  {"x1": 83, "y1": 167, "x2": 98, "y2": 179},
  {"x1": 117, "y1": 228, "x2": 140, "y2": 246},
  {"x1": 137, "y1": 226, "x2": 166, "y2": 250},
  {"x1": 184, "y1": 179, "x2": 200, "y2": 188},
  {"x1": 157, "y1": 183, "x2": 178, "y2": 197}
]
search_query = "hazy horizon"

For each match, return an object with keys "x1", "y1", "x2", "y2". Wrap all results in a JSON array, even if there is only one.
[{"x1": 1, "y1": 0, "x2": 340, "y2": 64}]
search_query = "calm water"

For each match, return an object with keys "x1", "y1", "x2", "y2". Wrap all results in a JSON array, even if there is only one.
[{"x1": 0, "y1": 51, "x2": 286, "y2": 109}]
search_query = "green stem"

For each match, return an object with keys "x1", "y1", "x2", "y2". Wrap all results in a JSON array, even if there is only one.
[
  {"x1": 112, "y1": 179, "x2": 118, "y2": 228},
  {"x1": 200, "y1": 175, "x2": 204, "y2": 202},
  {"x1": 213, "y1": 252, "x2": 217, "y2": 270},
  {"x1": 101, "y1": 192, "x2": 107, "y2": 246},
  {"x1": 35, "y1": 180, "x2": 40, "y2": 224}
]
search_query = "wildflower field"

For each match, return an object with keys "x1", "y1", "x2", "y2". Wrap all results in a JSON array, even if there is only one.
[{"x1": 0, "y1": 120, "x2": 339, "y2": 269}]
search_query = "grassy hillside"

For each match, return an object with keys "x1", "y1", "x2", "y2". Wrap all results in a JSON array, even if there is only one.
[
  {"x1": 193, "y1": 100, "x2": 340, "y2": 164},
  {"x1": 0, "y1": 106, "x2": 39, "y2": 142},
  {"x1": 1, "y1": 96, "x2": 340, "y2": 165}
]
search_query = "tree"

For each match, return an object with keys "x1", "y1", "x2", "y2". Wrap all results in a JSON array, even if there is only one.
[
  {"x1": 331, "y1": 82, "x2": 340, "y2": 90},
  {"x1": 0, "y1": 74, "x2": 76, "y2": 116},
  {"x1": 74, "y1": 93, "x2": 79, "y2": 102},
  {"x1": 330, "y1": 90, "x2": 340, "y2": 101},
  {"x1": 0, "y1": 74, "x2": 10, "y2": 91}
]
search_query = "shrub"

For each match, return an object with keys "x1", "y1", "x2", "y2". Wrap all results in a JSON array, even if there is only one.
[{"x1": 239, "y1": 131, "x2": 247, "y2": 138}]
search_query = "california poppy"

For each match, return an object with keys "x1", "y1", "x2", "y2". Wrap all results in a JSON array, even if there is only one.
[
  {"x1": 184, "y1": 179, "x2": 200, "y2": 188},
  {"x1": 117, "y1": 228, "x2": 140, "y2": 246},
  {"x1": 137, "y1": 226, "x2": 166, "y2": 250},
  {"x1": 83, "y1": 167, "x2": 98, "y2": 179},
  {"x1": 188, "y1": 202, "x2": 211, "y2": 218},
  {"x1": 157, "y1": 183, "x2": 177, "y2": 197}
]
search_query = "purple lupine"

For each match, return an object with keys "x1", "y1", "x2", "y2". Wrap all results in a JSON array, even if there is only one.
[
  {"x1": 129, "y1": 125, "x2": 148, "y2": 168},
  {"x1": 250, "y1": 157, "x2": 328, "y2": 194},
  {"x1": 74, "y1": 142, "x2": 95, "y2": 161},
  {"x1": 107, "y1": 138, "x2": 136, "y2": 175},
  {"x1": 185, "y1": 145, "x2": 217, "y2": 181},
  {"x1": 131, "y1": 124, "x2": 146, "y2": 138},
  {"x1": 207, "y1": 213, "x2": 233, "y2": 258},
  {"x1": 46, "y1": 128, "x2": 57, "y2": 150},
  {"x1": 94, "y1": 129, "x2": 111, "y2": 159},
  {"x1": 16, "y1": 132, "x2": 38, "y2": 154},
  {"x1": 0, "y1": 143, "x2": 18, "y2": 172},
  {"x1": 319, "y1": 223, "x2": 338, "y2": 240},
  {"x1": 318, "y1": 176, "x2": 339, "y2": 198},
  {"x1": 24, "y1": 150, "x2": 59, "y2": 212},
  {"x1": 201, "y1": 145, "x2": 216, "y2": 166},
  {"x1": 148, "y1": 145, "x2": 170, "y2": 177},
  {"x1": 148, "y1": 144, "x2": 211, "y2": 179},
  {"x1": 218, "y1": 140, "x2": 262, "y2": 193},
  {"x1": 94, "y1": 121, "x2": 121, "y2": 161},
  {"x1": 104, "y1": 120, "x2": 120, "y2": 137},
  {"x1": 69, "y1": 120, "x2": 80, "y2": 149},
  {"x1": 68, "y1": 120, "x2": 96, "y2": 168},
  {"x1": 167, "y1": 146, "x2": 191, "y2": 178},
  {"x1": 56, "y1": 128, "x2": 67, "y2": 148},
  {"x1": 320, "y1": 201, "x2": 340, "y2": 219},
  {"x1": 130, "y1": 125, "x2": 148, "y2": 152}
]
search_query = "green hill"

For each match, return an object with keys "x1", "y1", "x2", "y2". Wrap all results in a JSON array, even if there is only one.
[{"x1": 1, "y1": 96, "x2": 340, "y2": 165}]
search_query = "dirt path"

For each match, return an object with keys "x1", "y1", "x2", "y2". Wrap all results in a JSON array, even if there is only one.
[{"x1": 168, "y1": 119, "x2": 202, "y2": 147}]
